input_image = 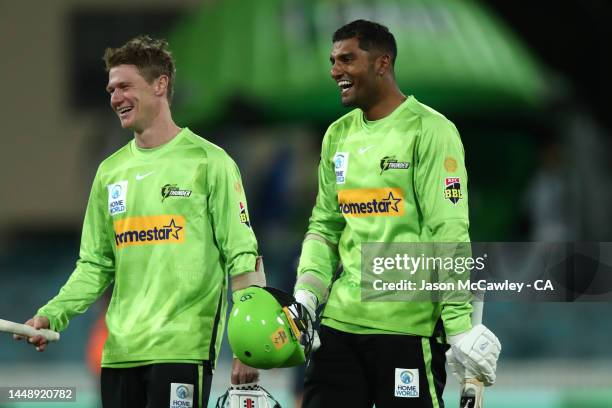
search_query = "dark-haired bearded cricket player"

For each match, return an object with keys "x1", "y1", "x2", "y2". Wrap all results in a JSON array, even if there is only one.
[
  {"x1": 293, "y1": 20, "x2": 501, "y2": 407},
  {"x1": 14, "y1": 35, "x2": 263, "y2": 408}
]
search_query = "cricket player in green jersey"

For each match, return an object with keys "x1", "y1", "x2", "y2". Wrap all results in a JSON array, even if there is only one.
[
  {"x1": 14, "y1": 36, "x2": 263, "y2": 407},
  {"x1": 294, "y1": 20, "x2": 501, "y2": 407}
]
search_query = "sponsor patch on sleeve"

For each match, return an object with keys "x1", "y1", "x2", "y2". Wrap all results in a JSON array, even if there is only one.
[
  {"x1": 444, "y1": 177, "x2": 463, "y2": 204},
  {"x1": 239, "y1": 202, "x2": 251, "y2": 227},
  {"x1": 107, "y1": 180, "x2": 128, "y2": 216},
  {"x1": 333, "y1": 152, "x2": 349, "y2": 184},
  {"x1": 444, "y1": 156, "x2": 458, "y2": 172}
]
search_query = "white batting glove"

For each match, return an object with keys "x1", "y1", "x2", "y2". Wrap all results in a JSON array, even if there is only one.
[
  {"x1": 294, "y1": 289, "x2": 321, "y2": 353},
  {"x1": 446, "y1": 349, "x2": 466, "y2": 384},
  {"x1": 446, "y1": 324, "x2": 501, "y2": 386}
]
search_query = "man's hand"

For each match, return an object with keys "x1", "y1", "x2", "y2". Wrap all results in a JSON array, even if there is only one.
[
  {"x1": 446, "y1": 348, "x2": 466, "y2": 384},
  {"x1": 294, "y1": 289, "x2": 320, "y2": 353},
  {"x1": 231, "y1": 358, "x2": 260, "y2": 385},
  {"x1": 13, "y1": 316, "x2": 50, "y2": 352},
  {"x1": 446, "y1": 324, "x2": 501, "y2": 386}
]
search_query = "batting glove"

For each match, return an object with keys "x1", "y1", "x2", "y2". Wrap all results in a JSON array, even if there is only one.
[
  {"x1": 294, "y1": 289, "x2": 321, "y2": 353},
  {"x1": 446, "y1": 324, "x2": 501, "y2": 386}
]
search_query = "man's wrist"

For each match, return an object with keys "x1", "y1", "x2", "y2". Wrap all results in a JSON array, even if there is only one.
[
  {"x1": 447, "y1": 331, "x2": 467, "y2": 346},
  {"x1": 231, "y1": 256, "x2": 266, "y2": 291}
]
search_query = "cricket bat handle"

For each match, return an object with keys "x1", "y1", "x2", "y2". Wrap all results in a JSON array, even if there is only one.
[
  {"x1": 0, "y1": 319, "x2": 60, "y2": 342},
  {"x1": 460, "y1": 378, "x2": 483, "y2": 408},
  {"x1": 460, "y1": 292, "x2": 485, "y2": 407}
]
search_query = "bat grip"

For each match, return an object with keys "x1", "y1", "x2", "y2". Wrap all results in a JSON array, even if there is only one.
[
  {"x1": 37, "y1": 328, "x2": 60, "y2": 342},
  {"x1": 460, "y1": 378, "x2": 484, "y2": 408}
]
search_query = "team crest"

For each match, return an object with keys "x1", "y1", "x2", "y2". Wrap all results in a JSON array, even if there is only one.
[
  {"x1": 444, "y1": 177, "x2": 463, "y2": 204},
  {"x1": 379, "y1": 156, "x2": 410, "y2": 174},
  {"x1": 161, "y1": 184, "x2": 192, "y2": 202}
]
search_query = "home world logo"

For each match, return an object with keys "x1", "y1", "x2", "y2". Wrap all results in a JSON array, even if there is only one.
[
  {"x1": 170, "y1": 383, "x2": 194, "y2": 407},
  {"x1": 394, "y1": 368, "x2": 419, "y2": 398}
]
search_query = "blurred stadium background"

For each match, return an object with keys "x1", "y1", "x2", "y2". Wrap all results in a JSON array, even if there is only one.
[{"x1": 1, "y1": 0, "x2": 611, "y2": 407}]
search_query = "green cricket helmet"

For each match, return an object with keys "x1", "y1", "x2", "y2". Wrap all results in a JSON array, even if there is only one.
[{"x1": 228, "y1": 286, "x2": 312, "y2": 369}]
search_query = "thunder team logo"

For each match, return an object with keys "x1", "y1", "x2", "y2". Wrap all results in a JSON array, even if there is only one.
[{"x1": 113, "y1": 215, "x2": 185, "y2": 248}]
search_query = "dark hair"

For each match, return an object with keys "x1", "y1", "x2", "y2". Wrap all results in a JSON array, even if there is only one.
[
  {"x1": 333, "y1": 19, "x2": 397, "y2": 65},
  {"x1": 103, "y1": 35, "x2": 176, "y2": 103}
]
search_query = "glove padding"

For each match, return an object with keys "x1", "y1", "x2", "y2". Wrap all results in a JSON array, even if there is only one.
[
  {"x1": 446, "y1": 324, "x2": 501, "y2": 386},
  {"x1": 294, "y1": 289, "x2": 321, "y2": 352}
]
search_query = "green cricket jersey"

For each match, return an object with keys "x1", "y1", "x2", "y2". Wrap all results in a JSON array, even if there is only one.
[
  {"x1": 37, "y1": 128, "x2": 258, "y2": 366},
  {"x1": 296, "y1": 96, "x2": 472, "y2": 337}
]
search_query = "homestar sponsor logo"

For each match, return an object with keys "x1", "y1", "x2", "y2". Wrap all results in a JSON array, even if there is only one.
[
  {"x1": 338, "y1": 188, "x2": 404, "y2": 217},
  {"x1": 113, "y1": 215, "x2": 185, "y2": 248}
]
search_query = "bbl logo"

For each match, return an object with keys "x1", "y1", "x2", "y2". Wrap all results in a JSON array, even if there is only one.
[
  {"x1": 380, "y1": 156, "x2": 410, "y2": 174},
  {"x1": 444, "y1": 177, "x2": 463, "y2": 204},
  {"x1": 239, "y1": 202, "x2": 251, "y2": 227}
]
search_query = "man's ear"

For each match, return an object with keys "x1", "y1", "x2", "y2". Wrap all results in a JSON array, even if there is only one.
[
  {"x1": 154, "y1": 75, "x2": 169, "y2": 97},
  {"x1": 376, "y1": 53, "x2": 392, "y2": 76}
]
